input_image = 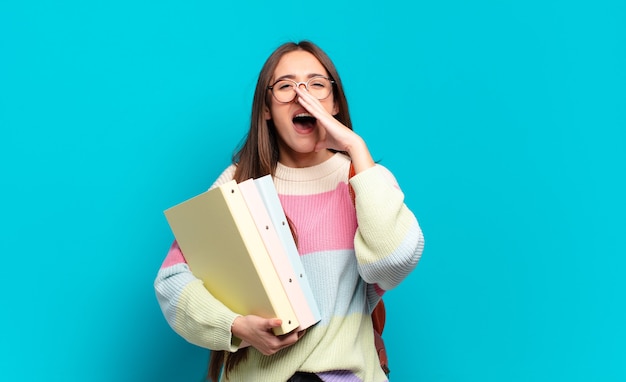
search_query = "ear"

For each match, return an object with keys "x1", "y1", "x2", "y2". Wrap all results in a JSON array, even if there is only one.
[{"x1": 264, "y1": 106, "x2": 272, "y2": 120}]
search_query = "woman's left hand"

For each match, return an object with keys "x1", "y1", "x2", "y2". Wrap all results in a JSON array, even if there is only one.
[
  {"x1": 295, "y1": 86, "x2": 375, "y2": 173},
  {"x1": 295, "y1": 86, "x2": 357, "y2": 153}
]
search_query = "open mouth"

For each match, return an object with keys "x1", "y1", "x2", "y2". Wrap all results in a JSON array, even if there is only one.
[{"x1": 292, "y1": 113, "x2": 317, "y2": 130}]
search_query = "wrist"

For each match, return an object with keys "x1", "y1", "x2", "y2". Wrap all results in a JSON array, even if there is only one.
[
  {"x1": 346, "y1": 137, "x2": 375, "y2": 173},
  {"x1": 231, "y1": 315, "x2": 244, "y2": 337}
]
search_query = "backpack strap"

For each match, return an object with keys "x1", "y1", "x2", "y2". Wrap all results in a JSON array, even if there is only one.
[
  {"x1": 348, "y1": 162, "x2": 390, "y2": 376},
  {"x1": 372, "y1": 301, "x2": 389, "y2": 375}
]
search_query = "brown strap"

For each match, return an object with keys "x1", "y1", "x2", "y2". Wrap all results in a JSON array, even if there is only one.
[
  {"x1": 374, "y1": 328, "x2": 390, "y2": 375},
  {"x1": 371, "y1": 299, "x2": 386, "y2": 335},
  {"x1": 348, "y1": 162, "x2": 356, "y2": 204}
]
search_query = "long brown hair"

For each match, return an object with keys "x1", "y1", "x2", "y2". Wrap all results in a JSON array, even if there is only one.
[
  {"x1": 208, "y1": 40, "x2": 353, "y2": 381},
  {"x1": 231, "y1": 40, "x2": 353, "y2": 183}
]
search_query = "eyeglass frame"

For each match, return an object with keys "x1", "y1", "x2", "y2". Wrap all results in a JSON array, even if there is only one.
[{"x1": 267, "y1": 75, "x2": 336, "y2": 103}]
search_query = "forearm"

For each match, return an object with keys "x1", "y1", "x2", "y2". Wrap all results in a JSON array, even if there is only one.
[
  {"x1": 155, "y1": 166, "x2": 242, "y2": 350},
  {"x1": 345, "y1": 136, "x2": 375, "y2": 174},
  {"x1": 154, "y1": 243, "x2": 240, "y2": 351},
  {"x1": 351, "y1": 166, "x2": 425, "y2": 290}
]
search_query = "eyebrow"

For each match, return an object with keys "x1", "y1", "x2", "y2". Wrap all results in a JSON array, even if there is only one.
[{"x1": 274, "y1": 73, "x2": 327, "y2": 82}]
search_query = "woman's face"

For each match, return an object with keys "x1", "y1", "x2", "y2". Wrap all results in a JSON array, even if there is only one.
[{"x1": 264, "y1": 50, "x2": 338, "y2": 168}]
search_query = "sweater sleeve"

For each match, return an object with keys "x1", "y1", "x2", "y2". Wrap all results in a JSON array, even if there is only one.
[
  {"x1": 350, "y1": 165, "x2": 425, "y2": 292},
  {"x1": 154, "y1": 165, "x2": 242, "y2": 351}
]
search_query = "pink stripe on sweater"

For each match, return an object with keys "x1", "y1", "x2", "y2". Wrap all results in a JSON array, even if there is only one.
[
  {"x1": 374, "y1": 283, "x2": 385, "y2": 297},
  {"x1": 279, "y1": 183, "x2": 357, "y2": 256},
  {"x1": 161, "y1": 241, "x2": 187, "y2": 268}
]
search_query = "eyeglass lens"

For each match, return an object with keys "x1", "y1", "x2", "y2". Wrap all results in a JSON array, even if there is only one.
[{"x1": 271, "y1": 77, "x2": 332, "y2": 103}]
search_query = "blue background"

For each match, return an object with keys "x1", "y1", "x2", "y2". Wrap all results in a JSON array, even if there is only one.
[{"x1": 1, "y1": 0, "x2": 624, "y2": 381}]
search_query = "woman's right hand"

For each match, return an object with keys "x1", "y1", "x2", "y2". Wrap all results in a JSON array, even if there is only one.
[{"x1": 231, "y1": 315, "x2": 305, "y2": 355}]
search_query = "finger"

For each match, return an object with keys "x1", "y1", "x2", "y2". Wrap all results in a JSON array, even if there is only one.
[
  {"x1": 266, "y1": 318, "x2": 283, "y2": 330},
  {"x1": 294, "y1": 85, "x2": 310, "y2": 97},
  {"x1": 295, "y1": 88, "x2": 325, "y2": 112},
  {"x1": 296, "y1": 95, "x2": 321, "y2": 114},
  {"x1": 276, "y1": 331, "x2": 300, "y2": 346},
  {"x1": 297, "y1": 98, "x2": 333, "y2": 127},
  {"x1": 294, "y1": 88, "x2": 340, "y2": 133}
]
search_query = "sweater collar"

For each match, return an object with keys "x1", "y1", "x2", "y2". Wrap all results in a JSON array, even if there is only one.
[{"x1": 275, "y1": 152, "x2": 349, "y2": 182}]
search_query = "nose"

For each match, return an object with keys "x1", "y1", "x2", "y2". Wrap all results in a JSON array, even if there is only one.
[{"x1": 292, "y1": 82, "x2": 307, "y2": 103}]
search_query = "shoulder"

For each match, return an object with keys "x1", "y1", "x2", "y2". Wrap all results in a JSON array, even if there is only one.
[
  {"x1": 374, "y1": 163, "x2": 399, "y2": 185},
  {"x1": 352, "y1": 162, "x2": 400, "y2": 188},
  {"x1": 208, "y1": 164, "x2": 237, "y2": 190}
]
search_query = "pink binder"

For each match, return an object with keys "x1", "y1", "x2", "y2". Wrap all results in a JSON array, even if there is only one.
[{"x1": 238, "y1": 178, "x2": 319, "y2": 331}]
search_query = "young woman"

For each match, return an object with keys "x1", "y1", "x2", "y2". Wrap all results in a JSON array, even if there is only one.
[{"x1": 155, "y1": 41, "x2": 425, "y2": 382}]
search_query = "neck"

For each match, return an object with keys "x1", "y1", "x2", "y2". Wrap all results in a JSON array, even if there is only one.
[{"x1": 278, "y1": 148, "x2": 334, "y2": 168}]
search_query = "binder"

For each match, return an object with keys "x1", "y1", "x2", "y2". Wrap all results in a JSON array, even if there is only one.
[
  {"x1": 163, "y1": 180, "x2": 299, "y2": 335},
  {"x1": 254, "y1": 175, "x2": 322, "y2": 325},
  {"x1": 238, "y1": 178, "x2": 320, "y2": 331}
]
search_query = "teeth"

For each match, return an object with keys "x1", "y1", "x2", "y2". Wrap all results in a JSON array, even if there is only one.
[{"x1": 294, "y1": 113, "x2": 314, "y2": 119}]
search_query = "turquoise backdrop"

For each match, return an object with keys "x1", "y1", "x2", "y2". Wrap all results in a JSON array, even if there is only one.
[{"x1": 1, "y1": 0, "x2": 624, "y2": 381}]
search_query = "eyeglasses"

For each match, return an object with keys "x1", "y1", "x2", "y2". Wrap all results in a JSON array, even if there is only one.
[{"x1": 268, "y1": 76, "x2": 335, "y2": 103}]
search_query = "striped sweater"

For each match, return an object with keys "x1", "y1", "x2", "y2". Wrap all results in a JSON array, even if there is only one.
[{"x1": 155, "y1": 153, "x2": 424, "y2": 382}]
